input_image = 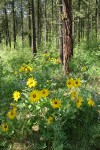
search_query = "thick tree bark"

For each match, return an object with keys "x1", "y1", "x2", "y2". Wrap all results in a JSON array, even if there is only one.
[
  {"x1": 62, "y1": 0, "x2": 73, "y2": 75},
  {"x1": 31, "y1": 0, "x2": 37, "y2": 54}
]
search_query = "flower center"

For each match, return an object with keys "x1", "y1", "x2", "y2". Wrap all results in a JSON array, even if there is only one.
[
  {"x1": 33, "y1": 94, "x2": 36, "y2": 98},
  {"x1": 11, "y1": 112, "x2": 14, "y2": 116},
  {"x1": 68, "y1": 82, "x2": 71, "y2": 85},
  {"x1": 4, "y1": 125, "x2": 7, "y2": 129},
  {"x1": 54, "y1": 101, "x2": 57, "y2": 104},
  {"x1": 43, "y1": 91, "x2": 46, "y2": 94}
]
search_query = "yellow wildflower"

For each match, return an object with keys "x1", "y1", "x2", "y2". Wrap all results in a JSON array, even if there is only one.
[
  {"x1": 76, "y1": 96, "x2": 83, "y2": 108},
  {"x1": 47, "y1": 116, "x2": 53, "y2": 124},
  {"x1": 10, "y1": 103, "x2": 17, "y2": 112},
  {"x1": 24, "y1": 67, "x2": 28, "y2": 73},
  {"x1": 71, "y1": 90, "x2": 78, "y2": 100},
  {"x1": 13, "y1": 91, "x2": 21, "y2": 102},
  {"x1": 51, "y1": 99, "x2": 61, "y2": 108},
  {"x1": 74, "y1": 78, "x2": 81, "y2": 88},
  {"x1": 29, "y1": 90, "x2": 41, "y2": 102},
  {"x1": 27, "y1": 77, "x2": 37, "y2": 88},
  {"x1": 1, "y1": 123, "x2": 9, "y2": 132},
  {"x1": 19, "y1": 66, "x2": 25, "y2": 72},
  {"x1": 87, "y1": 98, "x2": 95, "y2": 106},
  {"x1": 66, "y1": 78, "x2": 74, "y2": 88},
  {"x1": 27, "y1": 65, "x2": 33, "y2": 72},
  {"x1": 7, "y1": 110, "x2": 16, "y2": 119},
  {"x1": 40, "y1": 89, "x2": 49, "y2": 98}
]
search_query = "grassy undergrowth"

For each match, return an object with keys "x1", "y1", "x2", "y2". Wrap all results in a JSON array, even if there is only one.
[{"x1": 0, "y1": 39, "x2": 100, "y2": 150}]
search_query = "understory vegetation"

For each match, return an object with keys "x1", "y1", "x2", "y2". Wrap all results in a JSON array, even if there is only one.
[{"x1": 0, "y1": 39, "x2": 100, "y2": 150}]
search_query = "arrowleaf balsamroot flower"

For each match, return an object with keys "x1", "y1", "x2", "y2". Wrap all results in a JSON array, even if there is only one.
[
  {"x1": 47, "y1": 116, "x2": 53, "y2": 124},
  {"x1": 10, "y1": 103, "x2": 17, "y2": 112},
  {"x1": 66, "y1": 78, "x2": 74, "y2": 88},
  {"x1": 29, "y1": 90, "x2": 41, "y2": 102},
  {"x1": 87, "y1": 98, "x2": 95, "y2": 106},
  {"x1": 27, "y1": 65, "x2": 33, "y2": 72},
  {"x1": 1, "y1": 123, "x2": 9, "y2": 132},
  {"x1": 40, "y1": 89, "x2": 49, "y2": 98},
  {"x1": 51, "y1": 99, "x2": 61, "y2": 108},
  {"x1": 13, "y1": 91, "x2": 21, "y2": 101},
  {"x1": 27, "y1": 77, "x2": 37, "y2": 88},
  {"x1": 7, "y1": 110, "x2": 17, "y2": 119},
  {"x1": 71, "y1": 90, "x2": 78, "y2": 100},
  {"x1": 74, "y1": 78, "x2": 81, "y2": 88},
  {"x1": 76, "y1": 96, "x2": 83, "y2": 108},
  {"x1": 19, "y1": 66, "x2": 25, "y2": 72}
]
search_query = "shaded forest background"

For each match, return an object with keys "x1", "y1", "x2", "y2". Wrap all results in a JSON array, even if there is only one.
[{"x1": 0, "y1": 0, "x2": 100, "y2": 51}]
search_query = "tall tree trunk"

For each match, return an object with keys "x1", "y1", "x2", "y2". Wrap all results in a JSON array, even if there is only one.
[
  {"x1": 78, "y1": 0, "x2": 81, "y2": 45},
  {"x1": 31, "y1": 0, "x2": 37, "y2": 54},
  {"x1": 95, "y1": 0, "x2": 100, "y2": 40},
  {"x1": 86, "y1": 1, "x2": 90, "y2": 49},
  {"x1": 51, "y1": 0, "x2": 53, "y2": 38},
  {"x1": 59, "y1": 0, "x2": 63, "y2": 64},
  {"x1": 44, "y1": 0, "x2": 47, "y2": 46},
  {"x1": 62, "y1": 0, "x2": 73, "y2": 75},
  {"x1": 37, "y1": 0, "x2": 41, "y2": 48},
  {"x1": 21, "y1": 0, "x2": 24, "y2": 46},
  {"x1": 4, "y1": 7, "x2": 8, "y2": 46},
  {"x1": 0, "y1": 33, "x2": 2, "y2": 43},
  {"x1": 12, "y1": 0, "x2": 16, "y2": 49},
  {"x1": 4, "y1": 4, "x2": 11, "y2": 47},
  {"x1": 28, "y1": 0, "x2": 32, "y2": 47}
]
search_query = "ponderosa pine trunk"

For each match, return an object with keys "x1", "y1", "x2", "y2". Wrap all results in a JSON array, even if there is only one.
[{"x1": 62, "y1": 0, "x2": 73, "y2": 75}]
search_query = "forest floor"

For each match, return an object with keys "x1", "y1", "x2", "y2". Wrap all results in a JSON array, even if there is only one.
[{"x1": 0, "y1": 42, "x2": 100, "y2": 150}]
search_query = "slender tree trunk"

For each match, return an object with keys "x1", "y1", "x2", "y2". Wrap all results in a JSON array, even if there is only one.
[
  {"x1": 37, "y1": 0, "x2": 41, "y2": 48},
  {"x1": 4, "y1": 7, "x2": 8, "y2": 46},
  {"x1": 95, "y1": 0, "x2": 100, "y2": 40},
  {"x1": 21, "y1": 0, "x2": 24, "y2": 46},
  {"x1": 62, "y1": 0, "x2": 73, "y2": 75},
  {"x1": 12, "y1": 0, "x2": 16, "y2": 49},
  {"x1": 86, "y1": 1, "x2": 90, "y2": 49},
  {"x1": 31, "y1": 0, "x2": 37, "y2": 54},
  {"x1": 51, "y1": 0, "x2": 53, "y2": 38},
  {"x1": 4, "y1": 4, "x2": 11, "y2": 47},
  {"x1": 44, "y1": 0, "x2": 47, "y2": 46},
  {"x1": 78, "y1": 0, "x2": 80, "y2": 45},
  {"x1": 28, "y1": 0, "x2": 32, "y2": 47},
  {"x1": 59, "y1": 0, "x2": 63, "y2": 64},
  {"x1": 0, "y1": 33, "x2": 2, "y2": 43}
]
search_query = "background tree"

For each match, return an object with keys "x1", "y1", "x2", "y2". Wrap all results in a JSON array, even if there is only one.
[{"x1": 62, "y1": 0, "x2": 73, "y2": 75}]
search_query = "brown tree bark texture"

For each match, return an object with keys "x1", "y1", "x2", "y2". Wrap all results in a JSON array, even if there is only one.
[{"x1": 62, "y1": 0, "x2": 73, "y2": 75}]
